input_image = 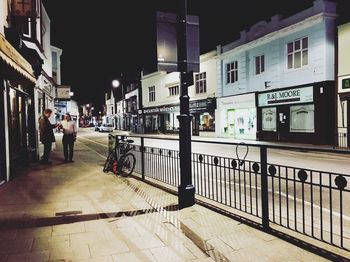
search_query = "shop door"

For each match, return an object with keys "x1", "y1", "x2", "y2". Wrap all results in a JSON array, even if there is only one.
[
  {"x1": 192, "y1": 114, "x2": 200, "y2": 136},
  {"x1": 277, "y1": 106, "x2": 289, "y2": 141}
]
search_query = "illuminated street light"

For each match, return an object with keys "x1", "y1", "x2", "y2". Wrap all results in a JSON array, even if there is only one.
[{"x1": 112, "y1": 79, "x2": 120, "y2": 88}]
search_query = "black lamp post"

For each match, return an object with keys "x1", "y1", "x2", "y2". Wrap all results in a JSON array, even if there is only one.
[{"x1": 177, "y1": 0, "x2": 195, "y2": 209}]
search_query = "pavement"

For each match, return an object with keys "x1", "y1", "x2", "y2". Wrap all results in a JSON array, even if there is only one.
[{"x1": 0, "y1": 136, "x2": 349, "y2": 261}]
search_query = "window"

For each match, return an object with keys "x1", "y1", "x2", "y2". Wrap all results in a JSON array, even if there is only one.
[
  {"x1": 290, "y1": 104, "x2": 314, "y2": 133},
  {"x1": 255, "y1": 55, "x2": 265, "y2": 74},
  {"x1": 262, "y1": 107, "x2": 276, "y2": 131},
  {"x1": 148, "y1": 86, "x2": 155, "y2": 102},
  {"x1": 226, "y1": 61, "x2": 238, "y2": 84},
  {"x1": 195, "y1": 72, "x2": 207, "y2": 93},
  {"x1": 287, "y1": 37, "x2": 308, "y2": 69},
  {"x1": 168, "y1": 85, "x2": 179, "y2": 96}
]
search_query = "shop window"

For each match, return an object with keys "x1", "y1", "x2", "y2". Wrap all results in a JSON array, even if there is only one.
[
  {"x1": 290, "y1": 104, "x2": 314, "y2": 133},
  {"x1": 200, "y1": 112, "x2": 215, "y2": 131},
  {"x1": 195, "y1": 72, "x2": 207, "y2": 93},
  {"x1": 255, "y1": 55, "x2": 265, "y2": 75},
  {"x1": 226, "y1": 61, "x2": 238, "y2": 84},
  {"x1": 234, "y1": 108, "x2": 256, "y2": 136},
  {"x1": 262, "y1": 107, "x2": 277, "y2": 131},
  {"x1": 168, "y1": 85, "x2": 179, "y2": 96},
  {"x1": 287, "y1": 37, "x2": 308, "y2": 69},
  {"x1": 148, "y1": 86, "x2": 155, "y2": 102}
]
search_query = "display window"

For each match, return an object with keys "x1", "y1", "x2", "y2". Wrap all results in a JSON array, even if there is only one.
[
  {"x1": 262, "y1": 107, "x2": 277, "y2": 131},
  {"x1": 290, "y1": 104, "x2": 314, "y2": 133},
  {"x1": 200, "y1": 112, "x2": 215, "y2": 131},
  {"x1": 234, "y1": 108, "x2": 256, "y2": 137}
]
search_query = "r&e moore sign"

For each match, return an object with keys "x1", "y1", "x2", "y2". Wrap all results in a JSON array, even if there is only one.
[{"x1": 258, "y1": 86, "x2": 313, "y2": 107}]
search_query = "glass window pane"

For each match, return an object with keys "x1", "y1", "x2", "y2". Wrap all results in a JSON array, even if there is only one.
[
  {"x1": 288, "y1": 54, "x2": 293, "y2": 69},
  {"x1": 290, "y1": 104, "x2": 314, "y2": 133},
  {"x1": 262, "y1": 107, "x2": 276, "y2": 131},
  {"x1": 302, "y1": 50, "x2": 308, "y2": 66},
  {"x1": 261, "y1": 55, "x2": 265, "y2": 72},
  {"x1": 302, "y1": 37, "x2": 308, "y2": 49},
  {"x1": 287, "y1": 42, "x2": 293, "y2": 53},
  {"x1": 294, "y1": 40, "x2": 301, "y2": 50},
  {"x1": 255, "y1": 56, "x2": 260, "y2": 74},
  {"x1": 294, "y1": 51, "x2": 301, "y2": 68}
]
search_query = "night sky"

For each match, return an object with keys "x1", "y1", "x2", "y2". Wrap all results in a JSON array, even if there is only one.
[{"x1": 42, "y1": 0, "x2": 345, "y2": 109}]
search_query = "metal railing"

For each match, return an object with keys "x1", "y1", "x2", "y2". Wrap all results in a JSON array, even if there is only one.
[
  {"x1": 110, "y1": 134, "x2": 350, "y2": 251},
  {"x1": 335, "y1": 132, "x2": 349, "y2": 150}
]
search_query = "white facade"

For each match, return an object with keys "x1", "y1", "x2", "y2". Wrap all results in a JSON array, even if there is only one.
[
  {"x1": 105, "y1": 90, "x2": 116, "y2": 126},
  {"x1": 216, "y1": 0, "x2": 336, "y2": 142},
  {"x1": 337, "y1": 22, "x2": 350, "y2": 147}
]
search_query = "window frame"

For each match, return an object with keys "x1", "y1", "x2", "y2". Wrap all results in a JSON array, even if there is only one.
[
  {"x1": 226, "y1": 61, "x2": 238, "y2": 84},
  {"x1": 255, "y1": 55, "x2": 265, "y2": 75},
  {"x1": 287, "y1": 37, "x2": 308, "y2": 69},
  {"x1": 148, "y1": 86, "x2": 155, "y2": 102},
  {"x1": 168, "y1": 85, "x2": 179, "y2": 96},
  {"x1": 195, "y1": 72, "x2": 207, "y2": 94}
]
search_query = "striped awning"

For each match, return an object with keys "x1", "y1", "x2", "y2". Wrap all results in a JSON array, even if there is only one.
[{"x1": 0, "y1": 32, "x2": 36, "y2": 83}]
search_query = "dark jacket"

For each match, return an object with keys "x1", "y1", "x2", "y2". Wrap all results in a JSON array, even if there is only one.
[{"x1": 39, "y1": 115, "x2": 56, "y2": 143}]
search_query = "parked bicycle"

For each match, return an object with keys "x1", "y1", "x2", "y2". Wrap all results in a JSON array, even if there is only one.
[{"x1": 103, "y1": 135, "x2": 136, "y2": 177}]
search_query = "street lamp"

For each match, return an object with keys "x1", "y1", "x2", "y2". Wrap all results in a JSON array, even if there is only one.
[{"x1": 112, "y1": 78, "x2": 125, "y2": 130}]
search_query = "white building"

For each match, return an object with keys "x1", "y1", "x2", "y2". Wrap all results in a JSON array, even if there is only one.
[
  {"x1": 216, "y1": 0, "x2": 336, "y2": 145},
  {"x1": 337, "y1": 22, "x2": 350, "y2": 148},
  {"x1": 141, "y1": 50, "x2": 217, "y2": 135}
]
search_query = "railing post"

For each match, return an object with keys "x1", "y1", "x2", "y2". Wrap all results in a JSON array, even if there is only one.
[
  {"x1": 141, "y1": 137, "x2": 145, "y2": 180},
  {"x1": 260, "y1": 145, "x2": 270, "y2": 230}
]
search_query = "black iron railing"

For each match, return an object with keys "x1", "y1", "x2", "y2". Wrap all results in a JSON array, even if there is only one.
[{"x1": 112, "y1": 135, "x2": 350, "y2": 251}]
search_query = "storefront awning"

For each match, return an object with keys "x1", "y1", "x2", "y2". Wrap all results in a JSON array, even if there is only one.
[{"x1": 0, "y1": 33, "x2": 36, "y2": 83}]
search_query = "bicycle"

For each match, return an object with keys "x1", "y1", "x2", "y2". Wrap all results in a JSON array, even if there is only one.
[{"x1": 103, "y1": 135, "x2": 136, "y2": 177}]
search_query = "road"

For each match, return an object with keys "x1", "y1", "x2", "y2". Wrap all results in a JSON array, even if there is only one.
[{"x1": 74, "y1": 128, "x2": 350, "y2": 250}]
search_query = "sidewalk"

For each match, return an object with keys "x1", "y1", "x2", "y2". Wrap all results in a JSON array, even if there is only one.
[{"x1": 0, "y1": 140, "x2": 348, "y2": 261}]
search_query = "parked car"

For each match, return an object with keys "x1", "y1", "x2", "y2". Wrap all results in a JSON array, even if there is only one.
[
  {"x1": 98, "y1": 124, "x2": 114, "y2": 132},
  {"x1": 94, "y1": 123, "x2": 101, "y2": 131}
]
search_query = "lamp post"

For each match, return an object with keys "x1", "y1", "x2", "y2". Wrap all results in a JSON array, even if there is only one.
[
  {"x1": 177, "y1": 0, "x2": 195, "y2": 209},
  {"x1": 112, "y1": 79, "x2": 124, "y2": 130}
]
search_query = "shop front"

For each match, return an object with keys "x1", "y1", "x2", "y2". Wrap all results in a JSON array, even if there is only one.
[
  {"x1": 257, "y1": 83, "x2": 334, "y2": 144},
  {"x1": 216, "y1": 93, "x2": 257, "y2": 140},
  {"x1": 0, "y1": 33, "x2": 36, "y2": 182},
  {"x1": 190, "y1": 98, "x2": 216, "y2": 136}
]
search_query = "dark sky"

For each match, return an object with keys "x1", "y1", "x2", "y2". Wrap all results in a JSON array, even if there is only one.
[{"x1": 42, "y1": 0, "x2": 344, "y2": 108}]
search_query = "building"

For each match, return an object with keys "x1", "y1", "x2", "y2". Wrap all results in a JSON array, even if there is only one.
[
  {"x1": 215, "y1": 0, "x2": 336, "y2": 145},
  {"x1": 0, "y1": 0, "x2": 40, "y2": 182},
  {"x1": 141, "y1": 50, "x2": 217, "y2": 136},
  {"x1": 336, "y1": 22, "x2": 350, "y2": 148}
]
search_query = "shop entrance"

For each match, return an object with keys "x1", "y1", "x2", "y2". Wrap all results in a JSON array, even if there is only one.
[
  {"x1": 277, "y1": 106, "x2": 289, "y2": 141},
  {"x1": 192, "y1": 114, "x2": 200, "y2": 136}
]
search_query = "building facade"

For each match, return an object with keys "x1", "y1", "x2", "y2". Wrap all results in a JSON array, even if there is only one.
[
  {"x1": 337, "y1": 22, "x2": 350, "y2": 147},
  {"x1": 215, "y1": 0, "x2": 336, "y2": 145},
  {"x1": 141, "y1": 50, "x2": 217, "y2": 136}
]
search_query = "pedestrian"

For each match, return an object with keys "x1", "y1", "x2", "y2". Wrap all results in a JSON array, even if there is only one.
[
  {"x1": 39, "y1": 108, "x2": 59, "y2": 164},
  {"x1": 60, "y1": 113, "x2": 77, "y2": 163}
]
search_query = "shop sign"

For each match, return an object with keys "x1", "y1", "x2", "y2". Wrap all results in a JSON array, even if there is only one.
[
  {"x1": 143, "y1": 105, "x2": 179, "y2": 114},
  {"x1": 56, "y1": 85, "x2": 71, "y2": 101},
  {"x1": 342, "y1": 78, "x2": 350, "y2": 89},
  {"x1": 258, "y1": 86, "x2": 313, "y2": 107}
]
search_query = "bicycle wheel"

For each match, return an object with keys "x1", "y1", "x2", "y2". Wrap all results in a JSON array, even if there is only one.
[
  {"x1": 103, "y1": 151, "x2": 115, "y2": 173},
  {"x1": 119, "y1": 153, "x2": 136, "y2": 177}
]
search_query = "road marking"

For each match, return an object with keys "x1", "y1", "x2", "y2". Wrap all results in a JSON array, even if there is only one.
[{"x1": 78, "y1": 138, "x2": 107, "y2": 159}]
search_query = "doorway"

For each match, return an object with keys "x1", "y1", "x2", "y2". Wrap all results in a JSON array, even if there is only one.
[{"x1": 277, "y1": 106, "x2": 289, "y2": 141}]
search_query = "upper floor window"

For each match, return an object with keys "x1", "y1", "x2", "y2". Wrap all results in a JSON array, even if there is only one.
[
  {"x1": 287, "y1": 37, "x2": 308, "y2": 69},
  {"x1": 195, "y1": 72, "x2": 207, "y2": 94},
  {"x1": 148, "y1": 86, "x2": 155, "y2": 102},
  {"x1": 226, "y1": 61, "x2": 238, "y2": 84},
  {"x1": 255, "y1": 55, "x2": 265, "y2": 75},
  {"x1": 168, "y1": 85, "x2": 179, "y2": 96}
]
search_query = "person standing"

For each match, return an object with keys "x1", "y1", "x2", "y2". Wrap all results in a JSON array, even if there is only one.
[
  {"x1": 60, "y1": 113, "x2": 77, "y2": 163},
  {"x1": 39, "y1": 109, "x2": 58, "y2": 164}
]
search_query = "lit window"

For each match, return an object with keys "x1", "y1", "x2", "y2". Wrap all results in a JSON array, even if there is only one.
[
  {"x1": 195, "y1": 72, "x2": 207, "y2": 94},
  {"x1": 148, "y1": 86, "x2": 155, "y2": 102},
  {"x1": 168, "y1": 85, "x2": 179, "y2": 96},
  {"x1": 255, "y1": 55, "x2": 265, "y2": 75},
  {"x1": 226, "y1": 61, "x2": 238, "y2": 84},
  {"x1": 287, "y1": 37, "x2": 308, "y2": 69}
]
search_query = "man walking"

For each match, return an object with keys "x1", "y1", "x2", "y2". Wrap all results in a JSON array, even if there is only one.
[
  {"x1": 60, "y1": 113, "x2": 77, "y2": 163},
  {"x1": 39, "y1": 109, "x2": 58, "y2": 164}
]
